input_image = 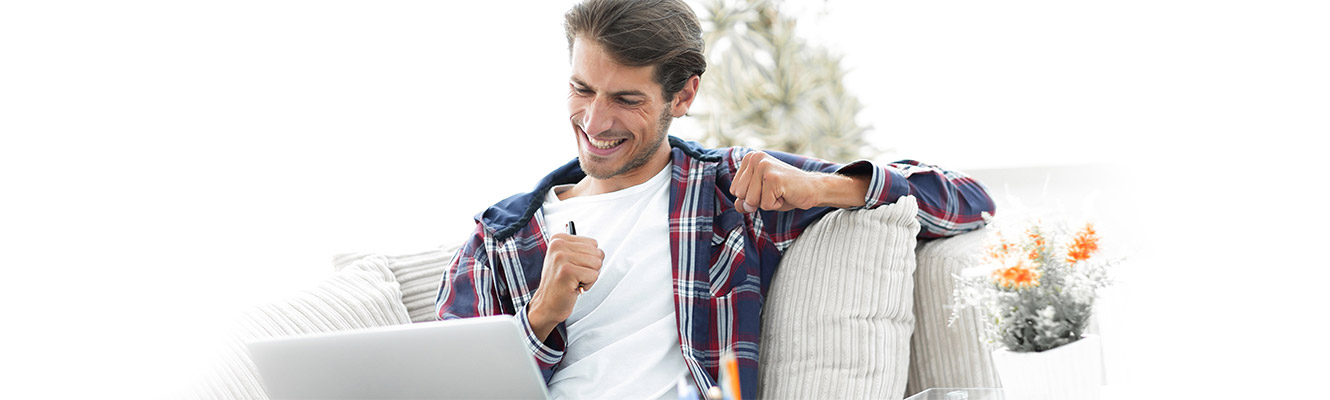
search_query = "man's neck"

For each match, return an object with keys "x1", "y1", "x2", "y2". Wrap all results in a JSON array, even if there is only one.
[{"x1": 560, "y1": 153, "x2": 671, "y2": 200}]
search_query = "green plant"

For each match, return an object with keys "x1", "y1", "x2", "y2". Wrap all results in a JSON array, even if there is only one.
[{"x1": 697, "y1": 0, "x2": 873, "y2": 163}]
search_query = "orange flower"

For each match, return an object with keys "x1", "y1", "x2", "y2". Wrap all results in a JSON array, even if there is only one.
[
  {"x1": 1027, "y1": 227, "x2": 1047, "y2": 249},
  {"x1": 1066, "y1": 223, "x2": 1100, "y2": 264},
  {"x1": 1022, "y1": 225, "x2": 1050, "y2": 263},
  {"x1": 992, "y1": 262, "x2": 1041, "y2": 289},
  {"x1": 987, "y1": 234, "x2": 1013, "y2": 261}
]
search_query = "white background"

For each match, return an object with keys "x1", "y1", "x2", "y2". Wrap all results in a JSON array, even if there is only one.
[{"x1": 2, "y1": 1, "x2": 1326, "y2": 398}]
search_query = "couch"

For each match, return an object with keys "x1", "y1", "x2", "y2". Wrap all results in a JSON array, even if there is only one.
[{"x1": 188, "y1": 196, "x2": 1000, "y2": 399}]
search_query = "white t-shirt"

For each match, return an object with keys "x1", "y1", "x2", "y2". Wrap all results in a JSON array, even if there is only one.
[{"x1": 541, "y1": 165, "x2": 688, "y2": 400}]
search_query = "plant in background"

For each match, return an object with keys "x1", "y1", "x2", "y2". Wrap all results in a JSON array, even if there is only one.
[
  {"x1": 697, "y1": 0, "x2": 874, "y2": 163},
  {"x1": 951, "y1": 222, "x2": 1115, "y2": 352}
]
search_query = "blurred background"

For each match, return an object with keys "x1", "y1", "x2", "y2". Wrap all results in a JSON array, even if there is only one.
[{"x1": 2, "y1": 0, "x2": 1325, "y2": 398}]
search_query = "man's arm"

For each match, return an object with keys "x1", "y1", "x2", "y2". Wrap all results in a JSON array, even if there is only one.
[
  {"x1": 436, "y1": 222, "x2": 566, "y2": 381},
  {"x1": 727, "y1": 148, "x2": 994, "y2": 239},
  {"x1": 435, "y1": 223, "x2": 499, "y2": 320}
]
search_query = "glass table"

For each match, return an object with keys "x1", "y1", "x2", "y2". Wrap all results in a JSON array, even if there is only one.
[{"x1": 904, "y1": 388, "x2": 1005, "y2": 400}]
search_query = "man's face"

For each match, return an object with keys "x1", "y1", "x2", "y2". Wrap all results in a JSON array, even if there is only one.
[{"x1": 568, "y1": 38, "x2": 673, "y2": 180}]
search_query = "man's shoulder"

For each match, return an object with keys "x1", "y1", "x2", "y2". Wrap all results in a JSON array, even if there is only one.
[
  {"x1": 667, "y1": 136, "x2": 731, "y2": 162},
  {"x1": 667, "y1": 137, "x2": 759, "y2": 177}
]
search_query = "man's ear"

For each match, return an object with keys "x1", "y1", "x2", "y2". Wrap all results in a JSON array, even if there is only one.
[{"x1": 670, "y1": 75, "x2": 701, "y2": 117}]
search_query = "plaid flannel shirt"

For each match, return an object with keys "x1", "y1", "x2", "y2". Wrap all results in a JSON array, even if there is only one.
[{"x1": 436, "y1": 137, "x2": 994, "y2": 399}]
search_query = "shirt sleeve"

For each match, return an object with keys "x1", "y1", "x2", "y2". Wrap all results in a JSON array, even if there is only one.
[
  {"x1": 436, "y1": 222, "x2": 566, "y2": 380},
  {"x1": 843, "y1": 158, "x2": 995, "y2": 239},
  {"x1": 722, "y1": 148, "x2": 994, "y2": 243}
]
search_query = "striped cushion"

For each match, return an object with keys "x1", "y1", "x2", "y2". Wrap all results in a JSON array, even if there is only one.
[
  {"x1": 333, "y1": 245, "x2": 457, "y2": 323},
  {"x1": 906, "y1": 228, "x2": 1000, "y2": 397},
  {"x1": 188, "y1": 256, "x2": 413, "y2": 400},
  {"x1": 758, "y1": 196, "x2": 920, "y2": 399}
]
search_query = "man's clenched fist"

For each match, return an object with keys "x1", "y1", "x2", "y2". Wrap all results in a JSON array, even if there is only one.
[{"x1": 527, "y1": 233, "x2": 603, "y2": 341}]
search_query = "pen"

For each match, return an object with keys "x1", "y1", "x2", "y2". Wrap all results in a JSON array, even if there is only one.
[{"x1": 566, "y1": 221, "x2": 586, "y2": 295}]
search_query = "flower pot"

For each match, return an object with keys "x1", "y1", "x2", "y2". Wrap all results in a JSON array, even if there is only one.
[{"x1": 991, "y1": 334, "x2": 1103, "y2": 400}]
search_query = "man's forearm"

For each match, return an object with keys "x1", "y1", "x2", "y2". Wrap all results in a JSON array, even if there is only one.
[{"x1": 816, "y1": 173, "x2": 869, "y2": 209}]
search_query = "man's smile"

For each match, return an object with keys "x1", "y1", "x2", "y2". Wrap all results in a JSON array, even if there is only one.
[{"x1": 581, "y1": 130, "x2": 628, "y2": 156}]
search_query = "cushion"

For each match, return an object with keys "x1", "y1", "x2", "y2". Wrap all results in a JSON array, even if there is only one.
[
  {"x1": 333, "y1": 245, "x2": 458, "y2": 323},
  {"x1": 758, "y1": 196, "x2": 920, "y2": 399},
  {"x1": 188, "y1": 256, "x2": 412, "y2": 400},
  {"x1": 906, "y1": 228, "x2": 1000, "y2": 397}
]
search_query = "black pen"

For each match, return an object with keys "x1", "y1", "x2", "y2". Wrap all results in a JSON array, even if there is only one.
[{"x1": 566, "y1": 221, "x2": 585, "y2": 295}]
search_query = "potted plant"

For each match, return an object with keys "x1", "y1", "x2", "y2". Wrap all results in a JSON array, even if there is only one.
[{"x1": 952, "y1": 221, "x2": 1115, "y2": 400}]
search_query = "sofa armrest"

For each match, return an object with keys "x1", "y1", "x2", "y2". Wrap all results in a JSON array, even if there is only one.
[{"x1": 906, "y1": 228, "x2": 1000, "y2": 396}]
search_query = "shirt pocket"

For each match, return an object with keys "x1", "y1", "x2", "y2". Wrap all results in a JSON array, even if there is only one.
[{"x1": 709, "y1": 208, "x2": 747, "y2": 298}]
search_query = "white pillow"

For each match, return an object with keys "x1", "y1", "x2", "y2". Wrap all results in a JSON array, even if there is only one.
[
  {"x1": 758, "y1": 196, "x2": 920, "y2": 399},
  {"x1": 333, "y1": 245, "x2": 457, "y2": 323},
  {"x1": 188, "y1": 256, "x2": 412, "y2": 400}
]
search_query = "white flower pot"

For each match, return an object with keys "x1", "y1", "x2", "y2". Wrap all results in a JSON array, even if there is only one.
[{"x1": 991, "y1": 334, "x2": 1103, "y2": 400}]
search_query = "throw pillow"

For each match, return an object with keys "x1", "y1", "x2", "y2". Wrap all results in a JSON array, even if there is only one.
[{"x1": 758, "y1": 196, "x2": 920, "y2": 399}]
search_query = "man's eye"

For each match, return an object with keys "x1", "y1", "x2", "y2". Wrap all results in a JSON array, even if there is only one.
[
  {"x1": 572, "y1": 87, "x2": 592, "y2": 95},
  {"x1": 618, "y1": 98, "x2": 642, "y2": 106}
]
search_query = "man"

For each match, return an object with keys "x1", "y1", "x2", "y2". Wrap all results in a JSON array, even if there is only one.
[{"x1": 435, "y1": 0, "x2": 994, "y2": 398}]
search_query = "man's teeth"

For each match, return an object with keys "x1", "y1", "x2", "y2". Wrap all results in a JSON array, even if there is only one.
[{"x1": 589, "y1": 137, "x2": 624, "y2": 149}]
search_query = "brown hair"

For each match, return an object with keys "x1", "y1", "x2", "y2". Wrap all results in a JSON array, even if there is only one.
[{"x1": 564, "y1": 0, "x2": 706, "y2": 101}]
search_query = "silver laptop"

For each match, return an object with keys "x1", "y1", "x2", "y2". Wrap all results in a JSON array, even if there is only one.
[{"x1": 247, "y1": 315, "x2": 551, "y2": 399}]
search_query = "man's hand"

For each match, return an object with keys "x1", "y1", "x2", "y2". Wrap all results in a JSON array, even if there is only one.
[
  {"x1": 527, "y1": 233, "x2": 603, "y2": 341},
  {"x1": 730, "y1": 151, "x2": 869, "y2": 213}
]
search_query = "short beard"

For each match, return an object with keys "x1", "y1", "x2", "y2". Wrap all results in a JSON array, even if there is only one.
[{"x1": 581, "y1": 108, "x2": 673, "y2": 180}]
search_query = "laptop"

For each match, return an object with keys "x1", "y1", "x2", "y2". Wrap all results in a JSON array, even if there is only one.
[{"x1": 247, "y1": 315, "x2": 551, "y2": 399}]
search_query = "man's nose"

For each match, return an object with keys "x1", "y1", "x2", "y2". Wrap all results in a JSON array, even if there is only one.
[{"x1": 581, "y1": 98, "x2": 613, "y2": 136}]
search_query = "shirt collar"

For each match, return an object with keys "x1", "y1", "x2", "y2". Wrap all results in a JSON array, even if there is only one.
[{"x1": 478, "y1": 136, "x2": 720, "y2": 242}]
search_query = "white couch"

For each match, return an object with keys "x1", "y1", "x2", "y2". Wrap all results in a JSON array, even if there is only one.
[{"x1": 189, "y1": 196, "x2": 999, "y2": 399}]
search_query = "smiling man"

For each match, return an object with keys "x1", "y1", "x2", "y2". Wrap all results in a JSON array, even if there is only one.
[{"x1": 435, "y1": 0, "x2": 995, "y2": 399}]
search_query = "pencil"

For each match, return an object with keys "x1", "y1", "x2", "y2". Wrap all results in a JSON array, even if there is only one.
[{"x1": 720, "y1": 351, "x2": 741, "y2": 400}]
